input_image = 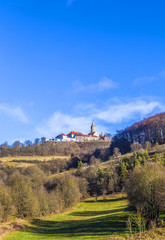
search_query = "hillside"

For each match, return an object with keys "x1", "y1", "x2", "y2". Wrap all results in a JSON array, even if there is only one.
[
  {"x1": 2, "y1": 194, "x2": 165, "y2": 240},
  {"x1": 0, "y1": 142, "x2": 165, "y2": 239},
  {"x1": 109, "y1": 113, "x2": 165, "y2": 155},
  {"x1": 118, "y1": 112, "x2": 165, "y2": 145}
]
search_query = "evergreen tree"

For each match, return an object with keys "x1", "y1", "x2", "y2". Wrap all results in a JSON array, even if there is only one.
[{"x1": 120, "y1": 161, "x2": 128, "y2": 182}]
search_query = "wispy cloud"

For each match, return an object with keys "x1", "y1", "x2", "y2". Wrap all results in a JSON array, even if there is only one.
[
  {"x1": 134, "y1": 70, "x2": 165, "y2": 85},
  {"x1": 134, "y1": 76, "x2": 156, "y2": 85},
  {"x1": 0, "y1": 104, "x2": 28, "y2": 123},
  {"x1": 93, "y1": 99, "x2": 165, "y2": 123},
  {"x1": 35, "y1": 97, "x2": 165, "y2": 138},
  {"x1": 73, "y1": 77, "x2": 118, "y2": 93},
  {"x1": 67, "y1": 0, "x2": 76, "y2": 6}
]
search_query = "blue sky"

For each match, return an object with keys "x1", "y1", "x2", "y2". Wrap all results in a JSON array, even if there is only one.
[{"x1": 0, "y1": 0, "x2": 165, "y2": 144}]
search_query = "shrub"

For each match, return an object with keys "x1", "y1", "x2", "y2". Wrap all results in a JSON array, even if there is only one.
[
  {"x1": 0, "y1": 186, "x2": 15, "y2": 222},
  {"x1": 8, "y1": 173, "x2": 39, "y2": 218},
  {"x1": 113, "y1": 147, "x2": 121, "y2": 159},
  {"x1": 45, "y1": 174, "x2": 81, "y2": 209},
  {"x1": 125, "y1": 163, "x2": 165, "y2": 224},
  {"x1": 131, "y1": 142, "x2": 142, "y2": 152}
]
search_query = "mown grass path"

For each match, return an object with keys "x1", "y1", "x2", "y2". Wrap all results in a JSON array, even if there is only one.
[{"x1": 3, "y1": 194, "x2": 130, "y2": 240}]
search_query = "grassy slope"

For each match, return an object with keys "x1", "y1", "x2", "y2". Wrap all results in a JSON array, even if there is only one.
[
  {"x1": 0, "y1": 156, "x2": 70, "y2": 162},
  {"x1": 3, "y1": 194, "x2": 130, "y2": 240},
  {"x1": 0, "y1": 156, "x2": 70, "y2": 168}
]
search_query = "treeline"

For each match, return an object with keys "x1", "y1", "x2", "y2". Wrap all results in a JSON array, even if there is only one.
[
  {"x1": 0, "y1": 141, "x2": 110, "y2": 158},
  {"x1": 75, "y1": 148, "x2": 165, "y2": 199},
  {"x1": 110, "y1": 113, "x2": 165, "y2": 155}
]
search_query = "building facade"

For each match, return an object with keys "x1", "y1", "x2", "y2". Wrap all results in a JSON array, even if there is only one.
[{"x1": 54, "y1": 122, "x2": 104, "y2": 142}]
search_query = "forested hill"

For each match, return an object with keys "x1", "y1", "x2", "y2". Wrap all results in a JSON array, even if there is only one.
[{"x1": 110, "y1": 113, "x2": 165, "y2": 154}]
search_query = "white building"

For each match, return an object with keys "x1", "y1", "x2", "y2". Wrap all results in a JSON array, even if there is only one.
[
  {"x1": 55, "y1": 134, "x2": 70, "y2": 141},
  {"x1": 55, "y1": 122, "x2": 102, "y2": 142}
]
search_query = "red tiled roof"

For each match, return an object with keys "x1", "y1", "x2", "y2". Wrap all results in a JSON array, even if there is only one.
[{"x1": 67, "y1": 131, "x2": 84, "y2": 136}]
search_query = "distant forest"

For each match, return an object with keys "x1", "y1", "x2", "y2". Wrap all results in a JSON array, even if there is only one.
[{"x1": 110, "y1": 113, "x2": 165, "y2": 154}]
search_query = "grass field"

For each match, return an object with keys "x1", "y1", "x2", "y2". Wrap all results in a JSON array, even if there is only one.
[
  {"x1": 0, "y1": 156, "x2": 70, "y2": 168},
  {"x1": 2, "y1": 194, "x2": 130, "y2": 240},
  {"x1": 0, "y1": 156, "x2": 70, "y2": 162}
]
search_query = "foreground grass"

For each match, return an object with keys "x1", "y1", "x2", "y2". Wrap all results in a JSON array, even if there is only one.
[
  {"x1": 3, "y1": 194, "x2": 130, "y2": 240},
  {"x1": 126, "y1": 228, "x2": 165, "y2": 240}
]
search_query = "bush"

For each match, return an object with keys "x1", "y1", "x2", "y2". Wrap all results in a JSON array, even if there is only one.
[
  {"x1": 131, "y1": 142, "x2": 142, "y2": 152},
  {"x1": 0, "y1": 186, "x2": 15, "y2": 222},
  {"x1": 45, "y1": 174, "x2": 81, "y2": 209},
  {"x1": 125, "y1": 163, "x2": 165, "y2": 224},
  {"x1": 144, "y1": 141, "x2": 152, "y2": 151},
  {"x1": 8, "y1": 172, "x2": 39, "y2": 218},
  {"x1": 113, "y1": 147, "x2": 121, "y2": 159}
]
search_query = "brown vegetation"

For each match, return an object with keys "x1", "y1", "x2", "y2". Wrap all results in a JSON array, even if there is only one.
[
  {"x1": 110, "y1": 113, "x2": 165, "y2": 155},
  {"x1": 0, "y1": 141, "x2": 110, "y2": 158}
]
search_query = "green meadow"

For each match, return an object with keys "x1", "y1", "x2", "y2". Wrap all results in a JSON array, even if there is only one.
[{"x1": 3, "y1": 194, "x2": 130, "y2": 240}]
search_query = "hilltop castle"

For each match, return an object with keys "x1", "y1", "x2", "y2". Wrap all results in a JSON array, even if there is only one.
[{"x1": 54, "y1": 121, "x2": 108, "y2": 142}]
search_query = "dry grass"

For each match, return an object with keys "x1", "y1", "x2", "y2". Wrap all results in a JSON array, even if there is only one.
[
  {"x1": 0, "y1": 155, "x2": 70, "y2": 168},
  {"x1": 3, "y1": 162, "x2": 35, "y2": 168},
  {"x1": 0, "y1": 219, "x2": 25, "y2": 240},
  {"x1": 0, "y1": 155, "x2": 70, "y2": 163},
  {"x1": 125, "y1": 228, "x2": 165, "y2": 239}
]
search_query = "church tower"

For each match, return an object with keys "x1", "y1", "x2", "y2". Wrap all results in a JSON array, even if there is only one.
[{"x1": 91, "y1": 121, "x2": 96, "y2": 133}]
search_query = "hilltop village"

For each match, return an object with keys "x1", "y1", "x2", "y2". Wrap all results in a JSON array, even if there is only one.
[{"x1": 48, "y1": 122, "x2": 110, "y2": 142}]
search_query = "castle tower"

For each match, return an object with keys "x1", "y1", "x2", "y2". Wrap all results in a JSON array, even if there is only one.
[{"x1": 91, "y1": 121, "x2": 96, "y2": 133}]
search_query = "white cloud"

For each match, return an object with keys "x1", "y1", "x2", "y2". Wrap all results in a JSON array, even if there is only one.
[
  {"x1": 35, "y1": 98, "x2": 165, "y2": 138},
  {"x1": 67, "y1": 0, "x2": 76, "y2": 6},
  {"x1": 73, "y1": 77, "x2": 118, "y2": 93},
  {"x1": 36, "y1": 112, "x2": 100, "y2": 138},
  {"x1": 0, "y1": 104, "x2": 28, "y2": 123},
  {"x1": 93, "y1": 99, "x2": 165, "y2": 123}
]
